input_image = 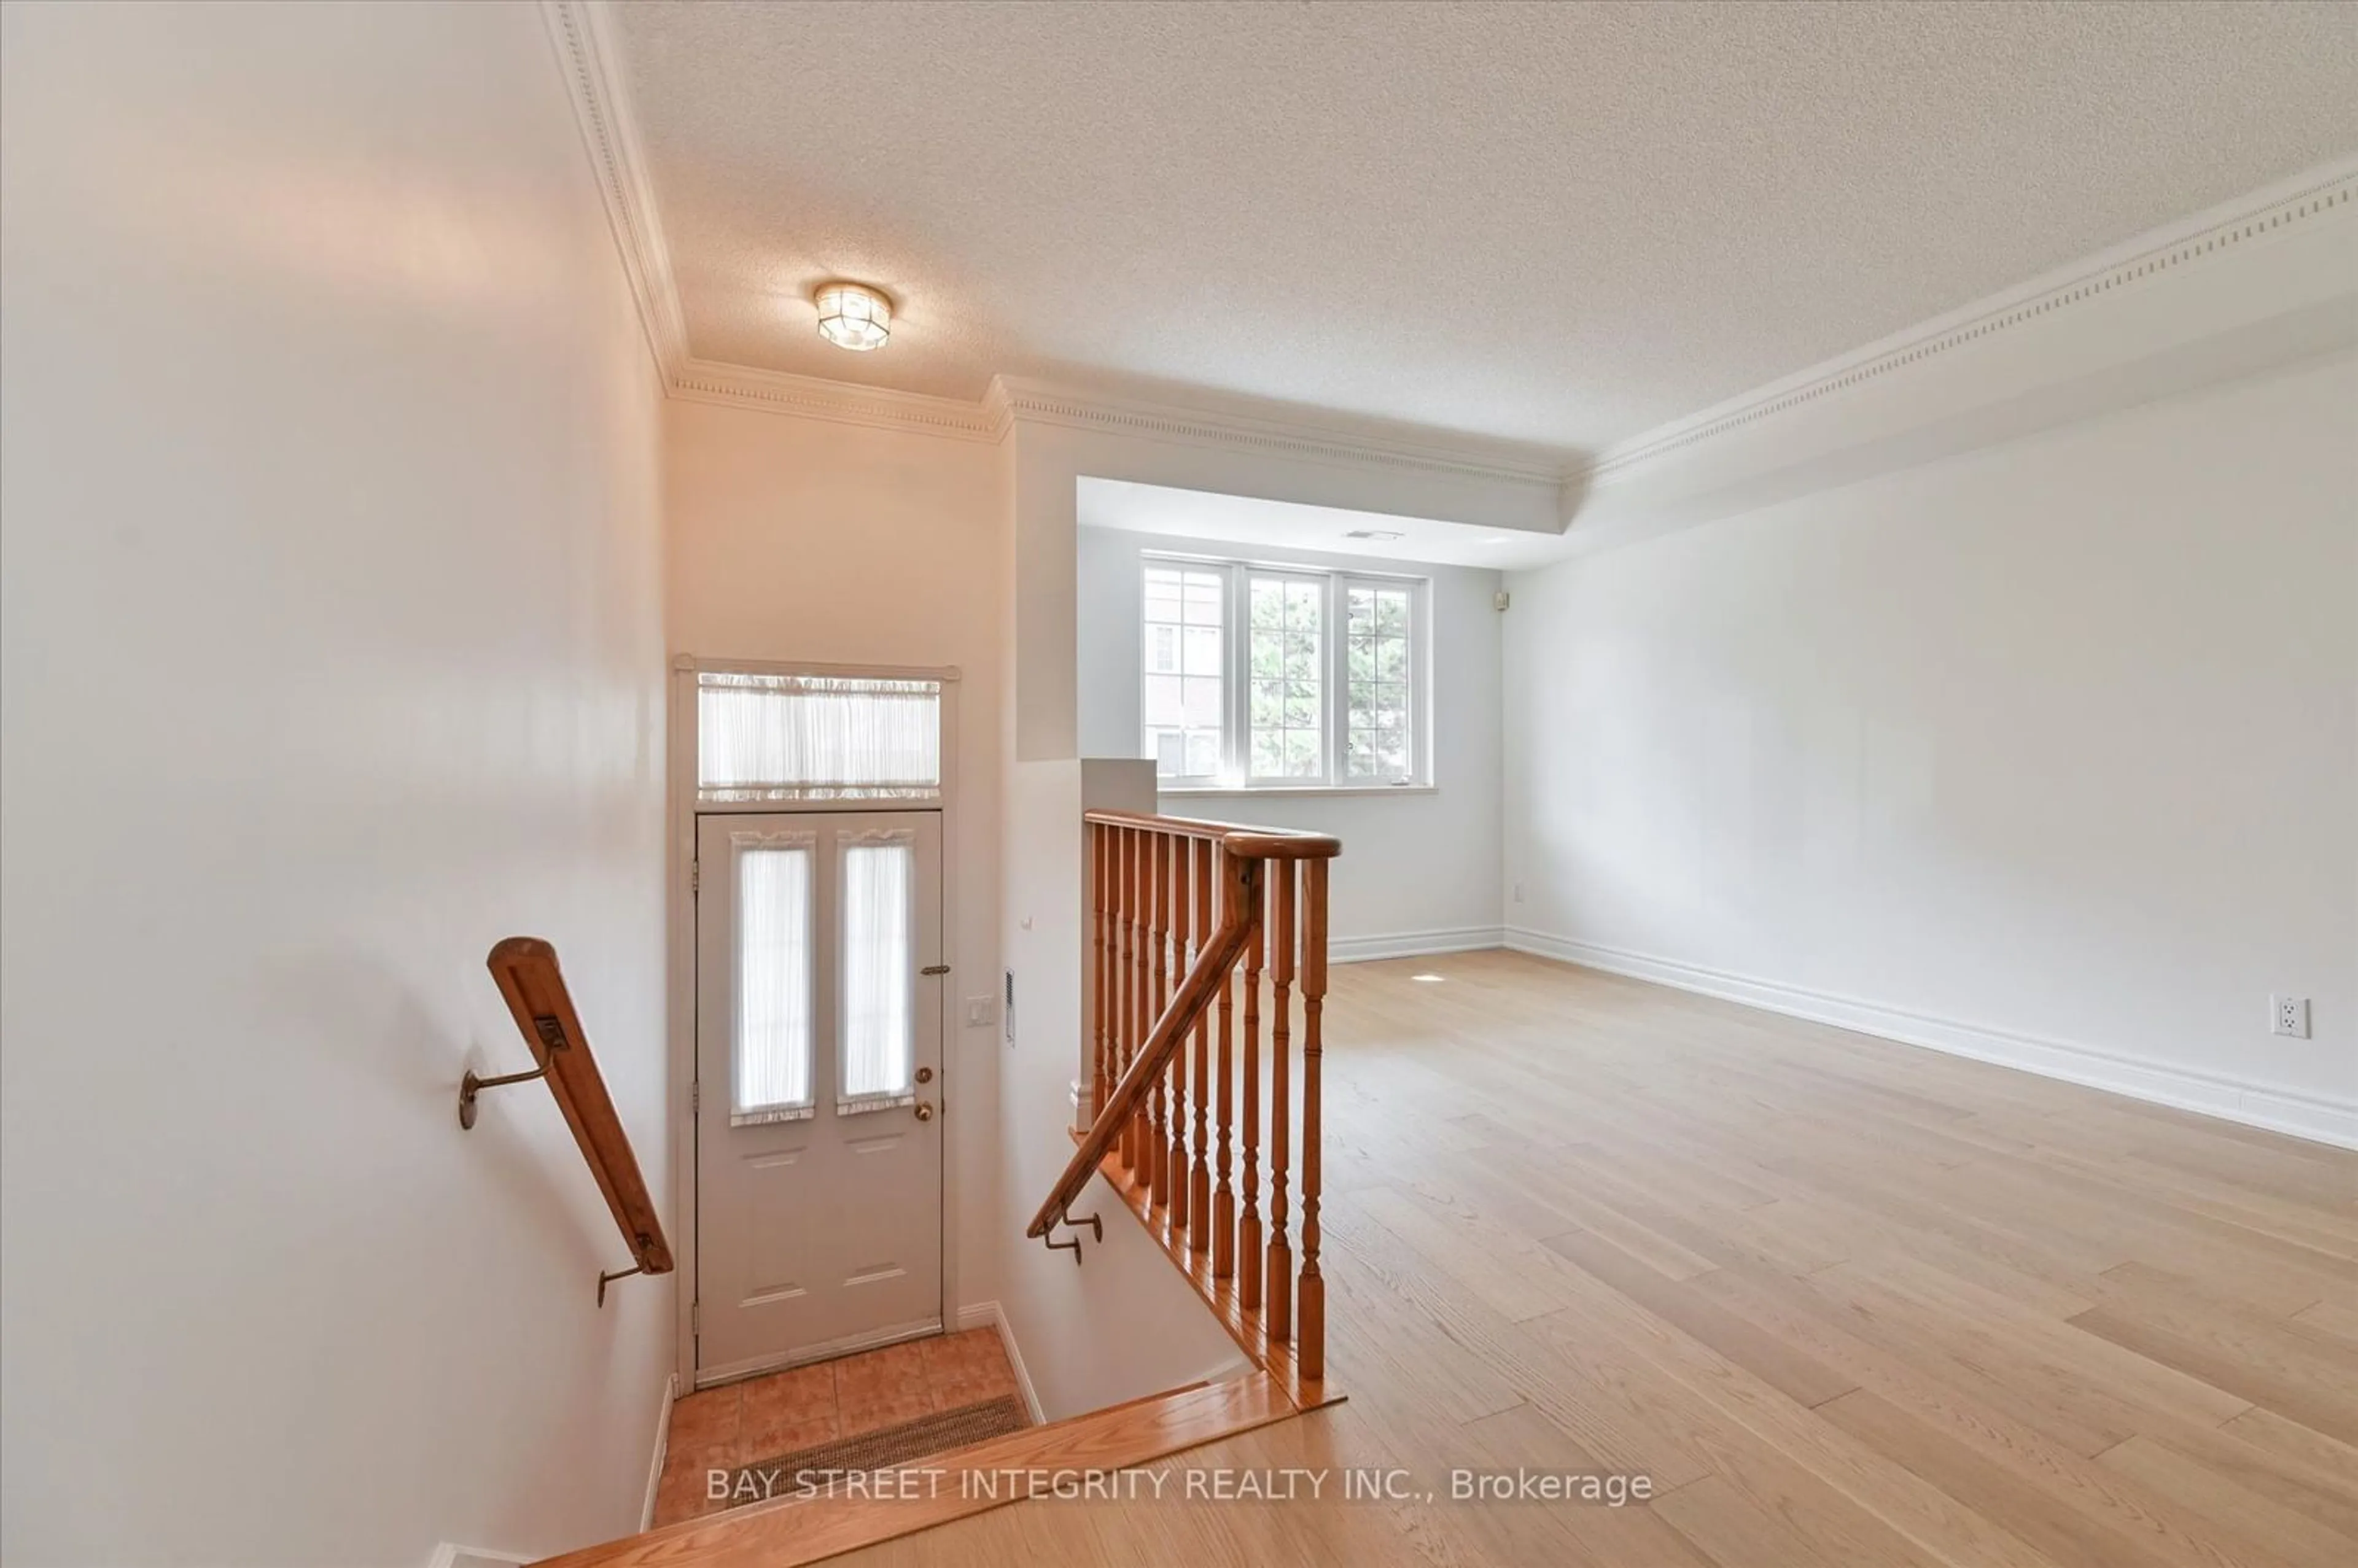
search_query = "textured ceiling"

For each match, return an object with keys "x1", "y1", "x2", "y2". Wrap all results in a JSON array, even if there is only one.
[{"x1": 614, "y1": 0, "x2": 2358, "y2": 453}]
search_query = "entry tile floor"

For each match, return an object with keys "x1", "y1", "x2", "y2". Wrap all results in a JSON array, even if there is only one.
[{"x1": 653, "y1": 1329, "x2": 1025, "y2": 1527}]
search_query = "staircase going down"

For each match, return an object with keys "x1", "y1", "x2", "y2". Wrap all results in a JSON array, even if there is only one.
[{"x1": 542, "y1": 809, "x2": 1342, "y2": 1567}]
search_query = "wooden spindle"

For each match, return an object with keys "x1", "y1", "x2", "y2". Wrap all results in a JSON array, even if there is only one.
[
  {"x1": 1090, "y1": 824, "x2": 1108, "y2": 1115},
  {"x1": 1121, "y1": 827, "x2": 1143, "y2": 1175},
  {"x1": 1212, "y1": 846, "x2": 1237, "y2": 1281},
  {"x1": 1297, "y1": 858, "x2": 1328, "y2": 1385},
  {"x1": 1132, "y1": 829, "x2": 1150, "y2": 1174},
  {"x1": 1189, "y1": 837, "x2": 1213, "y2": 1253},
  {"x1": 1167, "y1": 835, "x2": 1193, "y2": 1236},
  {"x1": 1164, "y1": 829, "x2": 1188, "y2": 1207},
  {"x1": 1105, "y1": 825, "x2": 1120, "y2": 1116},
  {"x1": 1238, "y1": 860, "x2": 1265, "y2": 1316},
  {"x1": 1109, "y1": 827, "x2": 1124, "y2": 1162},
  {"x1": 1164, "y1": 833, "x2": 1189, "y2": 1232},
  {"x1": 1107, "y1": 827, "x2": 1123, "y2": 1168},
  {"x1": 1266, "y1": 860, "x2": 1296, "y2": 1346},
  {"x1": 1141, "y1": 829, "x2": 1160, "y2": 1188},
  {"x1": 1170, "y1": 834, "x2": 1189, "y2": 1210}
]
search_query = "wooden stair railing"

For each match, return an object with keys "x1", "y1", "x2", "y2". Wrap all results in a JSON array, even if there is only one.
[
  {"x1": 465, "y1": 936, "x2": 674, "y2": 1305},
  {"x1": 1030, "y1": 811, "x2": 1340, "y2": 1407}
]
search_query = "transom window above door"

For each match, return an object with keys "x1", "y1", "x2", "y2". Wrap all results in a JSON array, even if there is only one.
[
  {"x1": 696, "y1": 670, "x2": 943, "y2": 804},
  {"x1": 1141, "y1": 555, "x2": 1430, "y2": 790}
]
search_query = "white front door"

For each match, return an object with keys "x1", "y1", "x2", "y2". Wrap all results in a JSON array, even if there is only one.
[{"x1": 694, "y1": 809, "x2": 944, "y2": 1383}]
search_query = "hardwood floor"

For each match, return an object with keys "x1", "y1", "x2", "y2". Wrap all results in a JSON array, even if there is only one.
[{"x1": 857, "y1": 950, "x2": 2357, "y2": 1566}]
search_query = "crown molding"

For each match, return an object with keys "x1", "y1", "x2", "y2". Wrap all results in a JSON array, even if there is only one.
[
  {"x1": 545, "y1": 9, "x2": 2354, "y2": 507},
  {"x1": 666, "y1": 361, "x2": 1571, "y2": 482},
  {"x1": 542, "y1": 0, "x2": 689, "y2": 379},
  {"x1": 671, "y1": 357, "x2": 1004, "y2": 440},
  {"x1": 1580, "y1": 157, "x2": 2358, "y2": 489},
  {"x1": 981, "y1": 376, "x2": 1568, "y2": 485}
]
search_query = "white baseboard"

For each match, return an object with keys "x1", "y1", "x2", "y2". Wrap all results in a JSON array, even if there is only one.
[
  {"x1": 1329, "y1": 925, "x2": 1505, "y2": 964},
  {"x1": 640, "y1": 1371, "x2": 677, "y2": 1533},
  {"x1": 957, "y1": 1300, "x2": 1045, "y2": 1426},
  {"x1": 423, "y1": 1547, "x2": 534, "y2": 1568},
  {"x1": 1504, "y1": 928, "x2": 2358, "y2": 1151}
]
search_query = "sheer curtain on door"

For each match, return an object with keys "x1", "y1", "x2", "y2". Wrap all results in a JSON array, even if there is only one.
[
  {"x1": 839, "y1": 829, "x2": 916, "y2": 1111},
  {"x1": 733, "y1": 830, "x2": 815, "y2": 1125}
]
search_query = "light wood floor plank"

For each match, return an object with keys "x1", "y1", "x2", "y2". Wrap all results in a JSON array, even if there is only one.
[
  {"x1": 1818, "y1": 1389, "x2": 2204, "y2": 1568},
  {"x1": 2291, "y1": 1299, "x2": 2358, "y2": 1343},
  {"x1": 781, "y1": 952, "x2": 2355, "y2": 1568},
  {"x1": 2096, "y1": 1435, "x2": 2357, "y2": 1566},
  {"x1": 1691, "y1": 1262, "x2": 2142, "y2": 1459}
]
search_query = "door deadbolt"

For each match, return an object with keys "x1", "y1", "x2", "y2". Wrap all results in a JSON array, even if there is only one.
[{"x1": 914, "y1": 1066, "x2": 933, "y2": 1084}]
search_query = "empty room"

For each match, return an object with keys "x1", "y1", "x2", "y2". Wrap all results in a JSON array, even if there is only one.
[{"x1": 2, "y1": 3, "x2": 2352, "y2": 1566}]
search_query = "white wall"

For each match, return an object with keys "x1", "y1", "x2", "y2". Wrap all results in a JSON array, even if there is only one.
[
  {"x1": 1077, "y1": 526, "x2": 1505, "y2": 956},
  {"x1": 662, "y1": 397, "x2": 1007, "y2": 1314},
  {"x1": 1506, "y1": 351, "x2": 2358, "y2": 1144},
  {"x1": 0, "y1": 5, "x2": 672, "y2": 1564}
]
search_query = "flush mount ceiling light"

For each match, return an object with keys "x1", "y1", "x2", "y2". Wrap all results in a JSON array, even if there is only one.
[{"x1": 814, "y1": 281, "x2": 892, "y2": 351}]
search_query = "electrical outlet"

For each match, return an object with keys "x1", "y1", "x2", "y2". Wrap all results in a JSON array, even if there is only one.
[
  {"x1": 1513, "y1": 881, "x2": 1525, "y2": 904},
  {"x1": 2271, "y1": 995, "x2": 2311, "y2": 1039}
]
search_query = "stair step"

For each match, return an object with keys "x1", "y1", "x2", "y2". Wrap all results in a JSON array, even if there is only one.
[{"x1": 536, "y1": 1373, "x2": 1293, "y2": 1568}]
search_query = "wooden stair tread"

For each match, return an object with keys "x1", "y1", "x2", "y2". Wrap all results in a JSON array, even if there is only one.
[{"x1": 534, "y1": 1373, "x2": 1294, "y2": 1568}]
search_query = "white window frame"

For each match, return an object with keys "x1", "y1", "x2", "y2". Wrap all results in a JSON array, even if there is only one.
[
  {"x1": 1241, "y1": 565, "x2": 1332, "y2": 786},
  {"x1": 1139, "y1": 553, "x2": 1433, "y2": 793},
  {"x1": 1138, "y1": 559, "x2": 1229, "y2": 789},
  {"x1": 1334, "y1": 574, "x2": 1424, "y2": 787}
]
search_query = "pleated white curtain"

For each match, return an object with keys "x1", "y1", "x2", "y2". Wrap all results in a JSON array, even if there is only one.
[
  {"x1": 733, "y1": 841, "x2": 813, "y2": 1122},
  {"x1": 699, "y1": 673, "x2": 941, "y2": 802},
  {"x1": 839, "y1": 836, "x2": 914, "y2": 1105}
]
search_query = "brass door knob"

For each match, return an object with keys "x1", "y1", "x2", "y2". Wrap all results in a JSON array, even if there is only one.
[{"x1": 914, "y1": 1101, "x2": 935, "y2": 1122}]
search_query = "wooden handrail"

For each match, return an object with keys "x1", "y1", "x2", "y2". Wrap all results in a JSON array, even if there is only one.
[
  {"x1": 475, "y1": 937, "x2": 674, "y2": 1300},
  {"x1": 1040, "y1": 810, "x2": 1341, "y2": 1404},
  {"x1": 1029, "y1": 845, "x2": 1260, "y2": 1240},
  {"x1": 1082, "y1": 809, "x2": 1341, "y2": 859}
]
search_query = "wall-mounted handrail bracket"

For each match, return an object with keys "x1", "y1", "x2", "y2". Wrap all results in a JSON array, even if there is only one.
[
  {"x1": 598, "y1": 1263, "x2": 645, "y2": 1307},
  {"x1": 1043, "y1": 1209, "x2": 1102, "y2": 1265},
  {"x1": 597, "y1": 1228, "x2": 666, "y2": 1305},
  {"x1": 458, "y1": 1065, "x2": 547, "y2": 1130}
]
